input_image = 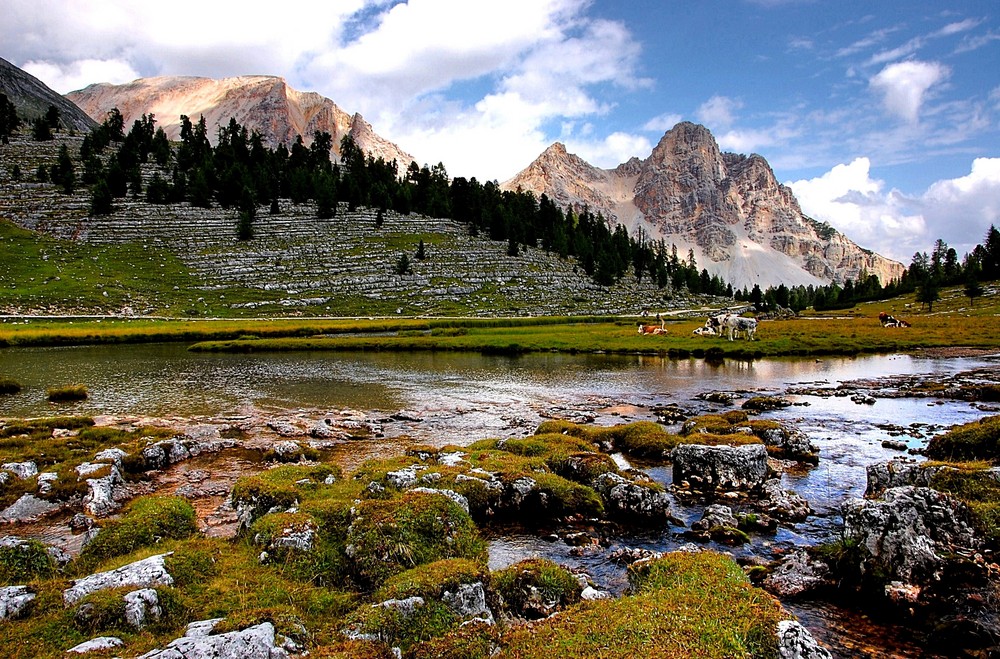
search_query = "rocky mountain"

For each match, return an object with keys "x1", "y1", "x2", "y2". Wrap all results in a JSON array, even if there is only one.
[
  {"x1": 0, "y1": 57, "x2": 96, "y2": 131},
  {"x1": 504, "y1": 122, "x2": 903, "y2": 288},
  {"x1": 67, "y1": 75, "x2": 415, "y2": 166}
]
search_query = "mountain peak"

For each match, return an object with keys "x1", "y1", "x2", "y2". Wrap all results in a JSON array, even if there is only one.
[
  {"x1": 0, "y1": 56, "x2": 96, "y2": 131},
  {"x1": 504, "y1": 122, "x2": 904, "y2": 288}
]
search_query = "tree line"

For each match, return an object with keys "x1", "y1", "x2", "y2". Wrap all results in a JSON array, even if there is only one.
[
  {"x1": 748, "y1": 229, "x2": 999, "y2": 313},
  {"x1": 10, "y1": 102, "x2": 997, "y2": 305},
  {"x1": 72, "y1": 110, "x2": 730, "y2": 292}
]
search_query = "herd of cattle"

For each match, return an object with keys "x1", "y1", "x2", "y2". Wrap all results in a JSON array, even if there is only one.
[
  {"x1": 637, "y1": 311, "x2": 759, "y2": 341},
  {"x1": 637, "y1": 309, "x2": 912, "y2": 341}
]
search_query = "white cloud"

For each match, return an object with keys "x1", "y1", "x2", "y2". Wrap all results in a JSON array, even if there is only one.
[
  {"x1": 869, "y1": 60, "x2": 950, "y2": 123},
  {"x1": 696, "y1": 95, "x2": 742, "y2": 128},
  {"x1": 22, "y1": 58, "x2": 139, "y2": 93},
  {"x1": 643, "y1": 113, "x2": 684, "y2": 133},
  {"x1": 566, "y1": 131, "x2": 653, "y2": 169},
  {"x1": 789, "y1": 157, "x2": 1000, "y2": 262}
]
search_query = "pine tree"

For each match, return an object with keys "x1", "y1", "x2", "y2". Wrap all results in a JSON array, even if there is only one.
[
  {"x1": 90, "y1": 178, "x2": 114, "y2": 215},
  {"x1": 416, "y1": 239, "x2": 426, "y2": 260},
  {"x1": 395, "y1": 253, "x2": 411, "y2": 275}
]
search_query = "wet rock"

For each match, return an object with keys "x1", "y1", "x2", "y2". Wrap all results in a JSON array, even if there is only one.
[
  {"x1": 270, "y1": 440, "x2": 305, "y2": 461},
  {"x1": 508, "y1": 477, "x2": 537, "y2": 508},
  {"x1": 865, "y1": 458, "x2": 952, "y2": 497},
  {"x1": 442, "y1": 582, "x2": 494, "y2": 623},
  {"x1": 392, "y1": 410, "x2": 424, "y2": 422},
  {"x1": 842, "y1": 486, "x2": 980, "y2": 586},
  {"x1": 124, "y1": 588, "x2": 162, "y2": 629},
  {"x1": 67, "y1": 636, "x2": 125, "y2": 654},
  {"x1": 609, "y1": 547, "x2": 663, "y2": 565},
  {"x1": 0, "y1": 585, "x2": 35, "y2": 619},
  {"x1": 309, "y1": 419, "x2": 341, "y2": 439},
  {"x1": 776, "y1": 620, "x2": 833, "y2": 659},
  {"x1": 0, "y1": 493, "x2": 61, "y2": 523},
  {"x1": 881, "y1": 439, "x2": 908, "y2": 451},
  {"x1": 742, "y1": 396, "x2": 792, "y2": 412},
  {"x1": 692, "y1": 504, "x2": 739, "y2": 531},
  {"x1": 652, "y1": 404, "x2": 689, "y2": 423},
  {"x1": 1, "y1": 461, "x2": 37, "y2": 479},
  {"x1": 672, "y1": 443, "x2": 768, "y2": 492},
  {"x1": 696, "y1": 391, "x2": 738, "y2": 405},
  {"x1": 580, "y1": 585, "x2": 612, "y2": 600},
  {"x1": 764, "y1": 550, "x2": 831, "y2": 598},
  {"x1": 759, "y1": 479, "x2": 812, "y2": 522},
  {"x1": 64, "y1": 553, "x2": 174, "y2": 605},
  {"x1": 138, "y1": 620, "x2": 289, "y2": 659},
  {"x1": 758, "y1": 427, "x2": 818, "y2": 462},
  {"x1": 591, "y1": 472, "x2": 672, "y2": 519},
  {"x1": 267, "y1": 419, "x2": 304, "y2": 437}
]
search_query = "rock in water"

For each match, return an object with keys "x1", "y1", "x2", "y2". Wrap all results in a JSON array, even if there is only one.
[{"x1": 672, "y1": 443, "x2": 768, "y2": 492}]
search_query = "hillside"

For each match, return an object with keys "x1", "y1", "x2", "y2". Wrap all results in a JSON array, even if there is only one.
[
  {"x1": 504, "y1": 123, "x2": 904, "y2": 288},
  {"x1": 0, "y1": 56, "x2": 95, "y2": 131},
  {"x1": 67, "y1": 75, "x2": 414, "y2": 166},
  {"x1": 0, "y1": 131, "x2": 685, "y2": 317}
]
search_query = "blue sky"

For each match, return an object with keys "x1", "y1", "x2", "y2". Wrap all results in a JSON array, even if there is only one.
[{"x1": 4, "y1": 0, "x2": 999, "y2": 262}]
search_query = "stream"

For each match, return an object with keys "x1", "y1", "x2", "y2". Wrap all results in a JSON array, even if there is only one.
[{"x1": 2, "y1": 343, "x2": 999, "y2": 657}]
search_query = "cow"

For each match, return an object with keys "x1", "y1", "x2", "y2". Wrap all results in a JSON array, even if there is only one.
[
  {"x1": 704, "y1": 312, "x2": 731, "y2": 336},
  {"x1": 693, "y1": 326, "x2": 718, "y2": 337},
  {"x1": 878, "y1": 312, "x2": 911, "y2": 328},
  {"x1": 638, "y1": 323, "x2": 667, "y2": 335},
  {"x1": 722, "y1": 314, "x2": 758, "y2": 341}
]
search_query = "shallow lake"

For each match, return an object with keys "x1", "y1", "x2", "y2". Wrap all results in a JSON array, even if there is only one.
[{"x1": 2, "y1": 343, "x2": 997, "y2": 657}]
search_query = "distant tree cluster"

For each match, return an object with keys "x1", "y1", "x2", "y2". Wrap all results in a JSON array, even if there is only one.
[
  {"x1": 0, "y1": 93, "x2": 20, "y2": 144},
  {"x1": 751, "y1": 228, "x2": 999, "y2": 313}
]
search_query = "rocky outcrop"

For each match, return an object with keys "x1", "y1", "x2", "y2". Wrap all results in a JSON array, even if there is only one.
[
  {"x1": 66, "y1": 636, "x2": 125, "y2": 654},
  {"x1": 672, "y1": 443, "x2": 769, "y2": 492},
  {"x1": 138, "y1": 619, "x2": 291, "y2": 659},
  {"x1": 776, "y1": 620, "x2": 833, "y2": 659},
  {"x1": 504, "y1": 122, "x2": 903, "y2": 288},
  {"x1": 842, "y1": 486, "x2": 980, "y2": 586},
  {"x1": 865, "y1": 459, "x2": 953, "y2": 497},
  {"x1": 0, "y1": 585, "x2": 35, "y2": 620},
  {"x1": 64, "y1": 553, "x2": 174, "y2": 605},
  {"x1": 763, "y1": 550, "x2": 831, "y2": 598},
  {"x1": 67, "y1": 75, "x2": 414, "y2": 167},
  {"x1": 590, "y1": 472, "x2": 672, "y2": 519}
]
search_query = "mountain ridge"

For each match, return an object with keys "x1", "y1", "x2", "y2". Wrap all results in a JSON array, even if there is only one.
[
  {"x1": 0, "y1": 56, "x2": 96, "y2": 131},
  {"x1": 67, "y1": 75, "x2": 416, "y2": 166},
  {"x1": 504, "y1": 122, "x2": 904, "y2": 288}
]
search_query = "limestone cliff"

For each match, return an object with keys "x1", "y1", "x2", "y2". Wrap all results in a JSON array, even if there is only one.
[
  {"x1": 67, "y1": 75, "x2": 415, "y2": 166},
  {"x1": 504, "y1": 122, "x2": 903, "y2": 288}
]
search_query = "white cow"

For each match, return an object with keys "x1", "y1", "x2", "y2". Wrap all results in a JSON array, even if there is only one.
[{"x1": 722, "y1": 315, "x2": 757, "y2": 341}]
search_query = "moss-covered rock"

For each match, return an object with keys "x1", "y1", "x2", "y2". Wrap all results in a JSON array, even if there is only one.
[
  {"x1": 346, "y1": 491, "x2": 486, "y2": 589},
  {"x1": 491, "y1": 558, "x2": 581, "y2": 619}
]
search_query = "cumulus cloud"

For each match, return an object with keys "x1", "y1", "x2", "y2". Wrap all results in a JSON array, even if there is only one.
[
  {"x1": 22, "y1": 58, "x2": 140, "y2": 93},
  {"x1": 643, "y1": 113, "x2": 684, "y2": 133},
  {"x1": 789, "y1": 157, "x2": 1000, "y2": 262},
  {"x1": 696, "y1": 95, "x2": 742, "y2": 128},
  {"x1": 869, "y1": 60, "x2": 950, "y2": 123}
]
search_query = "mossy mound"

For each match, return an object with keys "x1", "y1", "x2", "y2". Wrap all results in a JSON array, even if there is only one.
[
  {"x1": 534, "y1": 420, "x2": 680, "y2": 459},
  {"x1": 78, "y1": 495, "x2": 197, "y2": 570},
  {"x1": 0, "y1": 537, "x2": 56, "y2": 584},
  {"x1": 374, "y1": 558, "x2": 489, "y2": 603},
  {"x1": 0, "y1": 378, "x2": 22, "y2": 395},
  {"x1": 930, "y1": 465, "x2": 1000, "y2": 545},
  {"x1": 409, "y1": 551, "x2": 785, "y2": 659},
  {"x1": 346, "y1": 490, "x2": 486, "y2": 589},
  {"x1": 925, "y1": 415, "x2": 1000, "y2": 463},
  {"x1": 491, "y1": 558, "x2": 582, "y2": 619}
]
